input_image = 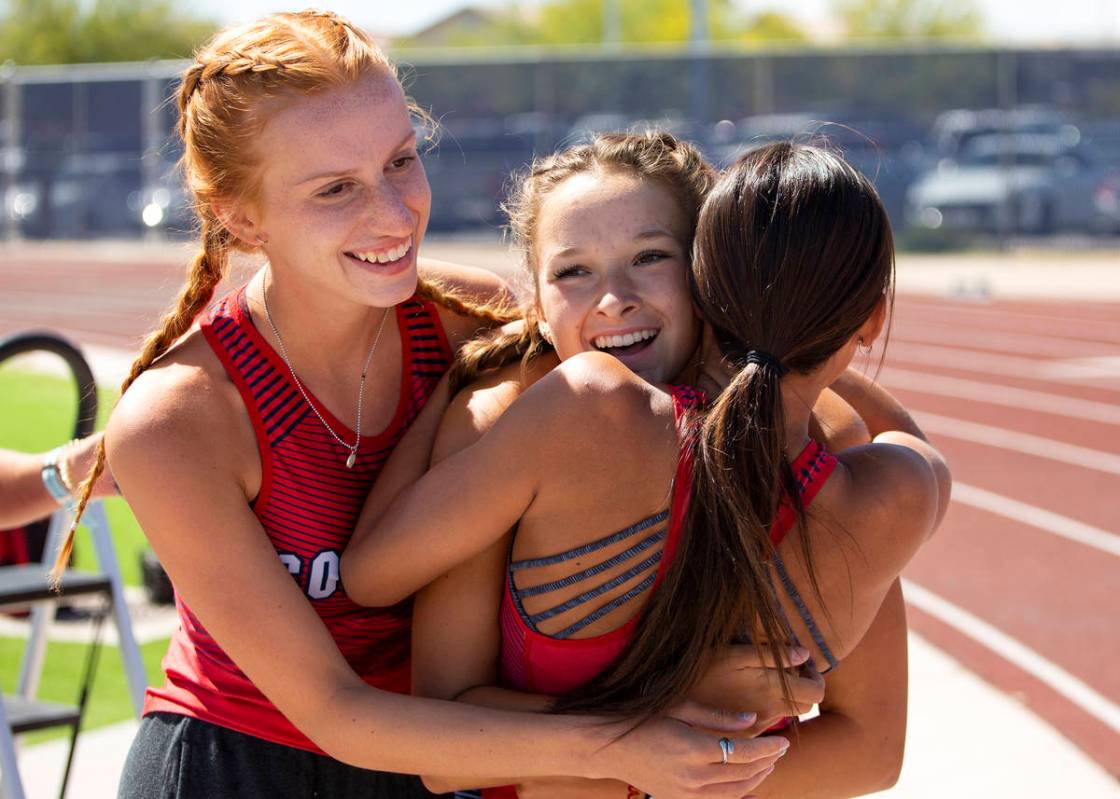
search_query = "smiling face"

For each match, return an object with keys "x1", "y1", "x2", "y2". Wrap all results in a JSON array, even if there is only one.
[
  {"x1": 246, "y1": 71, "x2": 430, "y2": 309},
  {"x1": 534, "y1": 169, "x2": 700, "y2": 384}
]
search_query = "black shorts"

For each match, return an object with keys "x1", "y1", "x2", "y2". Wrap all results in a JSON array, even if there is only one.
[{"x1": 118, "y1": 712, "x2": 445, "y2": 798}]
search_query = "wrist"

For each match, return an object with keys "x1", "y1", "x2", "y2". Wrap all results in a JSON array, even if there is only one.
[{"x1": 41, "y1": 442, "x2": 78, "y2": 510}]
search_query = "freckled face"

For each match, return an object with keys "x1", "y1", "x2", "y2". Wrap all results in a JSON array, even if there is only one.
[
  {"x1": 250, "y1": 71, "x2": 430, "y2": 308},
  {"x1": 535, "y1": 170, "x2": 700, "y2": 384}
]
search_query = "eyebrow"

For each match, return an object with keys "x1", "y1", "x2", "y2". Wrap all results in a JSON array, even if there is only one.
[
  {"x1": 295, "y1": 130, "x2": 417, "y2": 185},
  {"x1": 547, "y1": 227, "x2": 678, "y2": 260}
]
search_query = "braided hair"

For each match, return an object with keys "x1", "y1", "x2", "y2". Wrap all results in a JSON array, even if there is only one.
[{"x1": 51, "y1": 10, "x2": 491, "y2": 580}]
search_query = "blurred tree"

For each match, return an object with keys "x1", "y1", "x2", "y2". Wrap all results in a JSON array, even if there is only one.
[
  {"x1": 399, "y1": 0, "x2": 807, "y2": 48},
  {"x1": 0, "y1": 0, "x2": 216, "y2": 65},
  {"x1": 833, "y1": 0, "x2": 985, "y2": 40}
]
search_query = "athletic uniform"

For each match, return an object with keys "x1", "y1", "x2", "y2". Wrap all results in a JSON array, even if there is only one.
[
  {"x1": 119, "y1": 287, "x2": 452, "y2": 798},
  {"x1": 479, "y1": 385, "x2": 838, "y2": 799}
]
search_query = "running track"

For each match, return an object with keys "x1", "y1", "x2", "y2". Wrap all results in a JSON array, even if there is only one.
[{"x1": 1, "y1": 246, "x2": 1118, "y2": 779}]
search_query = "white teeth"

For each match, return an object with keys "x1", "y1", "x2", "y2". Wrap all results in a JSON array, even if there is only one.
[
  {"x1": 592, "y1": 329, "x2": 657, "y2": 350},
  {"x1": 353, "y1": 237, "x2": 412, "y2": 265}
]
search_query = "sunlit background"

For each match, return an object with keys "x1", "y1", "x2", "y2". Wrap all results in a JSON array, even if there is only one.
[{"x1": 1, "y1": 0, "x2": 1117, "y2": 248}]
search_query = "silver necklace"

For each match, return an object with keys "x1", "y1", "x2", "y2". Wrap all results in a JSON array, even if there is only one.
[{"x1": 261, "y1": 278, "x2": 391, "y2": 469}]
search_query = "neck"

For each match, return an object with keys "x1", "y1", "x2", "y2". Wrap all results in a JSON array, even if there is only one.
[
  {"x1": 247, "y1": 267, "x2": 391, "y2": 365},
  {"x1": 697, "y1": 335, "x2": 828, "y2": 456}
]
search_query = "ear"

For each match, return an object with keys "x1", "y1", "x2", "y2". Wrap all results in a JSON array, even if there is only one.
[
  {"x1": 212, "y1": 198, "x2": 266, "y2": 248},
  {"x1": 856, "y1": 295, "x2": 888, "y2": 347}
]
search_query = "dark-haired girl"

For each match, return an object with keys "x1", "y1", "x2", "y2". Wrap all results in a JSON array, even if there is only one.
[{"x1": 344, "y1": 141, "x2": 949, "y2": 797}]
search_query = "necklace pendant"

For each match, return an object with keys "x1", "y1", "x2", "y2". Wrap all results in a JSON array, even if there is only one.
[{"x1": 345, "y1": 450, "x2": 357, "y2": 469}]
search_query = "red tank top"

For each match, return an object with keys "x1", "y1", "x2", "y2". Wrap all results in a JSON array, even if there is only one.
[
  {"x1": 144, "y1": 286, "x2": 452, "y2": 753},
  {"x1": 488, "y1": 386, "x2": 837, "y2": 797}
]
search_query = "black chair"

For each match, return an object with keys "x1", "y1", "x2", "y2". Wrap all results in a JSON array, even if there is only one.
[{"x1": 0, "y1": 332, "x2": 145, "y2": 799}]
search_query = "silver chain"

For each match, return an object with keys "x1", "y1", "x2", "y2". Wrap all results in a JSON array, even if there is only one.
[{"x1": 260, "y1": 274, "x2": 390, "y2": 468}]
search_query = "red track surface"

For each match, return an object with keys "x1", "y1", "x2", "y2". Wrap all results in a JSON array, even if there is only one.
[{"x1": 2, "y1": 251, "x2": 1118, "y2": 778}]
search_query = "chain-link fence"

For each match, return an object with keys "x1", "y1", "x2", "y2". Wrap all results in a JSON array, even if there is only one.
[{"x1": 2, "y1": 45, "x2": 1117, "y2": 245}]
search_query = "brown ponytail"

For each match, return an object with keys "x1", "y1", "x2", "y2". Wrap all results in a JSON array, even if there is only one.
[{"x1": 555, "y1": 142, "x2": 895, "y2": 721}]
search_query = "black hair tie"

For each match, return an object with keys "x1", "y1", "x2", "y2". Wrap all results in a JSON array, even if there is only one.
[{"x1": 745, "y1": 350, "x2": 787, "y2": 377}]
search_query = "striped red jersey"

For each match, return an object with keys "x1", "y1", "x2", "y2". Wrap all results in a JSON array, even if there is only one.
[{"x1": 144, "y1": 286, "x2": 453, "y2": 753}]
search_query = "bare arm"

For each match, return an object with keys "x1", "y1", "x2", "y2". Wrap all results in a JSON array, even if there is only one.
[
  {"x1": 0, "y1": 434, "x2": 116, "y2": 529},
  {"x1": 831, "y1": 369, "x2": 952, "y2": 534},
  {"x1": 753, "y1": 580, "x2": 909, "y2": 798},
  {"x1": 109, "y1": 361, "x2": 785, "y2": 796},
  {"x1": 344, "y1": 375, "x2": 450, "y2": 565}
]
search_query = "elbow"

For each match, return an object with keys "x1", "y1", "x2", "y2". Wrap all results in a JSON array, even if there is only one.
[
  {"x1": 421, "y1": 774, "x2": 458, "y2": 794},
  {"x1": 868, "y1": 724, "x2": 906, "y2": 793},
  {"x1": 339, "y1": 553, "x2": 408, "y2": 607}
]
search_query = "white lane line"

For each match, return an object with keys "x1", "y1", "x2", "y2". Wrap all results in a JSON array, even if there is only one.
[
  {"x1": 952, "y1": 482, "x2": 1120, "y2": 557},
  {"x1": 884, "y1": 343, "x2": 1120, "y2": 384},
  {"x1": 890, "y1": 323, "x2": 1119, "y2": 359},
  {"x1": 914, "y1": 411, "x2": 1120, "y2": 476},
  {"x1": 901, "y1": 579, "x2": 1120, "y2": 734},
  {"x1": 883, "y1": 368, "x2": 1120, "y2": 426}
]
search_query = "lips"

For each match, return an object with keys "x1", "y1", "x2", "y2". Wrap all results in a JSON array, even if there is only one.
[
  {"x1": 344, "y1": 236, "x2": 413, "y2": 275},
  {"x1": 592, "y1": 328, "x2": 659, "y2": 354}
]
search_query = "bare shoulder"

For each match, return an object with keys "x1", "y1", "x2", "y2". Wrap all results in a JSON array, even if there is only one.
[
  {"x1": 832, "y1": 437, "x2": 945, "y2": 562},
  {"x1": 417, "y1": 257, "x2": 514, "y2": 350},
  {"x1": 418, "y1": 257, "x2": 510, "y2": 303},
  {"x1": 433, "y1": 352, "x2": 562, "y2": 460},
  {"x1": 533, "y1": 351, "x2": 668, "y2": 434},
  {"x1": 107, "y1": 330, "x2": 254, "y2": 496}
]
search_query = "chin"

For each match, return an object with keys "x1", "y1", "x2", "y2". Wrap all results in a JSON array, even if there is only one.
[{"x1": 351, "y1": 264, "x2": 419, "y2": 308}]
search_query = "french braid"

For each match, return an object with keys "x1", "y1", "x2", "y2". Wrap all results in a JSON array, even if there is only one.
[{"x1": 50, "y1": 10, "x2": 406, "y2": 583}]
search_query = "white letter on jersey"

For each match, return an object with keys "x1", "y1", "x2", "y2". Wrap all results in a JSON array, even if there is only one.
[
  {"x1": 278, "y1": 553, "x2": 301, "y2": 577},
  {"x1": 307, "y1": 550, "x2": 340, "y2": 599}
]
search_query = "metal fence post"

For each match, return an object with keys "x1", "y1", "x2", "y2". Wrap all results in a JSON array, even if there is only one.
[{"x1": 1, "y1": 63, "x2": 22, "y2": 242}]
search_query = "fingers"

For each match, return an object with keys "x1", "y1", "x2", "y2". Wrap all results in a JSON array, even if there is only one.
[
  {"x1": 691, "y1": 737, "x2": 788, "y2": 797},
  {"x1": 720, "y1": 734, "x2": 789, "y2": 767},
  {"x1": 721, "y1": 643, "x2": 811, "y2": 670},
  {"x1": 669, "y1": 699, "x2": 757, "y2": 733},
  {"x1": 787, "y1": 671, "x2": 826, "y2": 707}
]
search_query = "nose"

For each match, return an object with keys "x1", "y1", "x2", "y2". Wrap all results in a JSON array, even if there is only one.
[
  {"x1": 596, "y1": 270, "x2": 641, "y2": 318},
  {"x1": 365, "y1": 178, "x2": 414, "y2": 238}
]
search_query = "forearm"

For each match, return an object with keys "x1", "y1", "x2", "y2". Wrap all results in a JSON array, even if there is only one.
[
  {"x1": 829, "y1": 368, "x2": 925, "y2": 442},
  {"x1": 423, "y1": 686, "x2": 631, "y2": 797},
  {"x1": 416, "y1": 685, "x2": 554, "y2": 792},
  {"x1": 319, "y1": 684, "x2": 620, "y2": 785},
  {"x1": 750, "y1": 712, "x2": 900, "y2": 798},
  {"x1": 0, "y1": 449, "x2": 57, "y2": 528}
]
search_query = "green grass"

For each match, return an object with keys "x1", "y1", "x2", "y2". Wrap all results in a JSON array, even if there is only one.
[
  {"x1": 0, "y1": 635, "x2": 169, "y2": 745},
  {"x1": 0, "y1": 367, "x2": 148, "y2": 586}
]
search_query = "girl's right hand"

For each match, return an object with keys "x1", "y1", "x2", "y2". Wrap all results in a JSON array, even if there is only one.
[
  {"x1": 609, "y1": 701, "x2": 789, "y2": 798},
  {"x1": 689, "y1": 645, "x2": 826, "y2": 736}
]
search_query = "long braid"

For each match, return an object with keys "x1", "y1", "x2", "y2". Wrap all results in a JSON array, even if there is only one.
[
  {"x1": 414, "y1": 276, "x2": 519, "y2": 326},
  {"x1": 50, "y1": 216, "x2": 232, "y2": 583}
]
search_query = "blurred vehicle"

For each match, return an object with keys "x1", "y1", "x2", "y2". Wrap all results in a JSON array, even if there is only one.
[
  {"x1": 49, "y1": 153, "x2": 143, "y2": 238},
  {"x1": 708, "y1": 111, "x2": 927, "y2": 227},
  {"x1": 930, "y1": 106, "x2": 1081, "y2": 157},
  {"x1": 906, "y1": 133, "x2": 1118, "y2": 234}
]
